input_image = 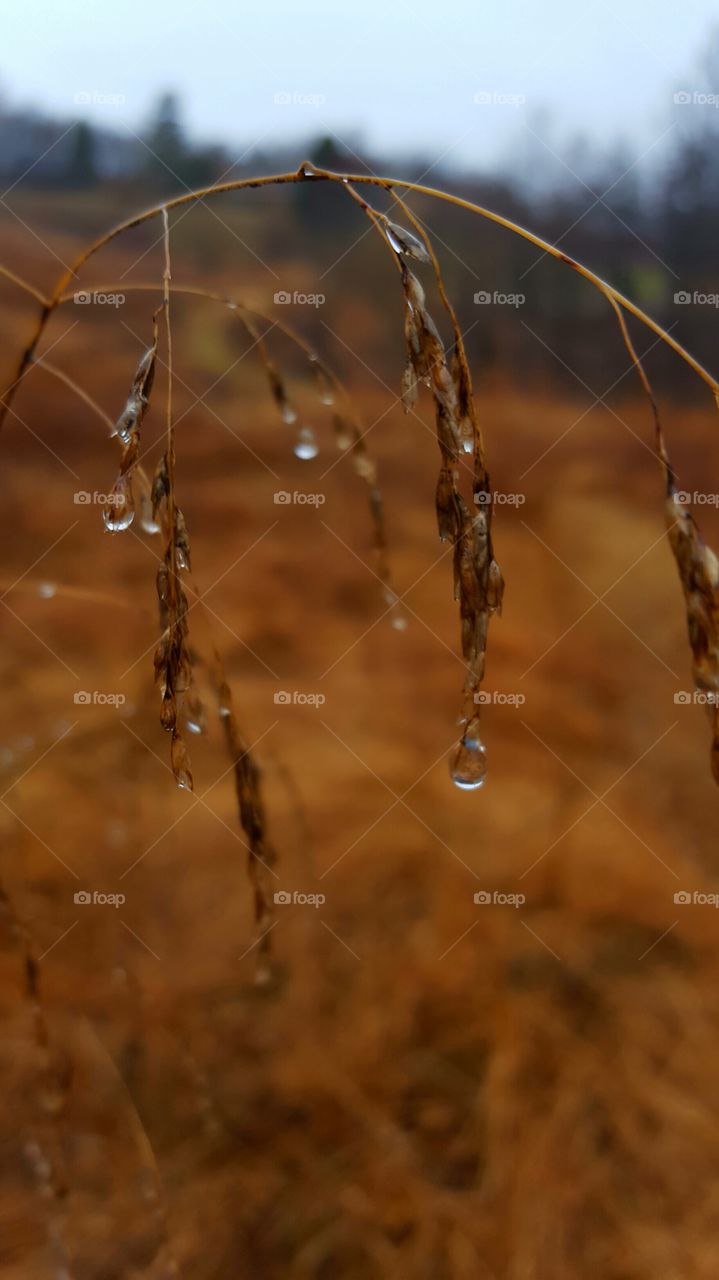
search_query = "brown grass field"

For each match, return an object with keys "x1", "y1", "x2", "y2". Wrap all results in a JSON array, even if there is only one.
[{"x1": 1, "y1": 197, "x2": 718, "y2": 1279}]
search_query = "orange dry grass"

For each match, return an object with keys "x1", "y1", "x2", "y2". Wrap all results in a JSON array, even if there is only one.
[{"x1": 1, "y1": 214, "x2": 718, "y2": 1277}]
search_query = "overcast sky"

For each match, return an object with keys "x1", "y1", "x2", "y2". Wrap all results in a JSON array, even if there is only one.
[{"x1": 0, "y1": 0, "x2": 716, "y2": 171}]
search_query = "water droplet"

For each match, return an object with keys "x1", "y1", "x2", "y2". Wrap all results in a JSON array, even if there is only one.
[
  {"x1": 302, "y1": 164, "x2": 318, "y2": 178},
  {"x1": 383, "y1": 219, "x2": 430, "y2": 263},
  {"x1": 294, "y1": 426, "x2": 319, "y2": 460},
  {"x1": 391, "y1": 611, "x2": 408, "y2": 631},
  {"x1": 103, "y1": 504, "x2": 134, "y2": 532},
  {"x1": 38, "y1": 581, "x2": 56, "y2": 599},
  {"x1": 320, "y1": 388, "x2": 334, "y2": 406},
  {"x1": 103, "y1": 481, "x2": 135, "y2": 532},
  {"x1": 281, "y1": 401, "x2": 298, "y2": 425},
  {"x1": 450, "y1": 720, "x2": 487, "y2": 791}
]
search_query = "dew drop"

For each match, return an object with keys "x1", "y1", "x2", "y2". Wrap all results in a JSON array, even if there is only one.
[
  {"x1": 38, "y1": 581, "x2": 56, "y2": 599},
  {"x1": 450, "y1": 720, "x2": 488, "y2": 791},
  {"x1": 281, "y1": 401, "x2": 298, "y2": 426},
  {"x1": 103, "y1": 483, "x2": 135, "y2": 532},
  {"x1": 391, "y1": 610, "x2": 408, "y2": 631},
  {"x1": 294, "y1": 426, "x2": 319, "y2": 460},
  {"x1": 103, "y1": 504, "x2": 134, "y2": 532}
]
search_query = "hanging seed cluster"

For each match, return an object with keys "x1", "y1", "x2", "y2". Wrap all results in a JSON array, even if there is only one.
[
  {"x1": 103, "y1": 314, "x2": 159, "y2": 533},
  {"x1": 610, "y1": 296, "x2": 719, "y2": 788},
  {"x1": 380, "y1": 202, "x2": 504, "y2": 788},
  {"x1": 666, "y1": 486, "x2": 719, "y2": 781},
  {"x1": 151, "y1": 451, "x2": 195, "y2": 791},
  {"x1": 211, "y1": 654, "x2": 276, "y2": 978}
]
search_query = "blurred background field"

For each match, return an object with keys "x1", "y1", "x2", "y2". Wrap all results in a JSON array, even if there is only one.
[{"x1": 2, "y1": 6, "x2": 719, "y2": 1278}]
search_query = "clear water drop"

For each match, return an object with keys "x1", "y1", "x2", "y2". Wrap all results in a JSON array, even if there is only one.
[
  {"x1": 391, "y1": 610, "x2": 408, "y2": 631},
  {"x1": 103, "y1": 484, "x2": 135, "y2": 532},
  {"x1": 294, "y1": 426, "x2": 319, "y2": 460},
  {"x1": 38, "y1": 581, "x2": 56, "y2": 599},
  {"x1": 281, "y1": 402, "x2": 298, "y2": 426},
  {"x1": 450, "y1": 720, "x2": 488, "y2": 791}
]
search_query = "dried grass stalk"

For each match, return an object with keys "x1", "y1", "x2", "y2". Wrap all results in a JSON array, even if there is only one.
[
  {"x1": 104, "y1": 311, "x2": 159, "y2": 533},
  {"x1": 610, "y1": 295, "x2": 719, "y2": 784},
  {"x1": 345, "y1": 183, "x2": 503, "y2": 788},
  {"x1": 152, "y1": 209, "x2": 195, "y2": 789}
]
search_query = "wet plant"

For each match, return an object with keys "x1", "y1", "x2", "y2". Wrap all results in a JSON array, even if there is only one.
[{"x1": 2, "y1": 159, "x2": 719, "y2": 956}]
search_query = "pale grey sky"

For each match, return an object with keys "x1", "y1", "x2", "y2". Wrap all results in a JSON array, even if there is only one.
[{"x1": 0, "y1": 0, "x2": 716, "y2": 170}]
